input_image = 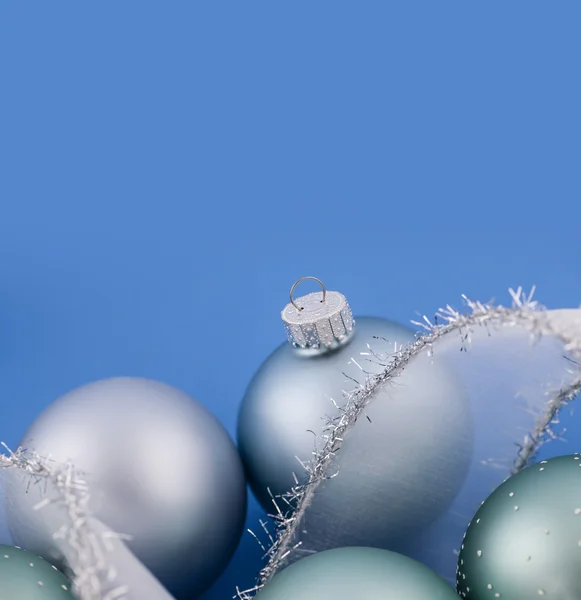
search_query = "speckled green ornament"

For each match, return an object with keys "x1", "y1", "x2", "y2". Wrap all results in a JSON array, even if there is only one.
[
  {"x1": 255, "y1": 546, "x2": 459, "y2": 600},
  {"x1": 457, "y1": 454, "x2": 581, "y2": 599},
  {"x1": 0, "y1": 544, "x2": 74, "y2": 599}
]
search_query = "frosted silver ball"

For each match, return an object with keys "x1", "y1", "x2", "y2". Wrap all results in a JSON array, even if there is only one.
[
  {"x1": 7, "y1": 377, "x2": 247, "y2": 598},
  {"x1": 238, "y1": 317, "x2": 474, "y2": 556}
]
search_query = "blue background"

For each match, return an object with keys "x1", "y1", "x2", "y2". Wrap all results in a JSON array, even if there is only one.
[{"x1": 0, "y1": 2, "x2": 580, "y2": 598}]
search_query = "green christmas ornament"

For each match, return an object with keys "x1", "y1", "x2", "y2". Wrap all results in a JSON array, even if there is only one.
[
  {"x1": 457, "y1": 454, "x2": 581, "y2": 599},
  {"x1": 255, "y1": 546, "x2": 459, "y2": 600},
  {"x1": 0, "y1": 544, "x2": 74, "y2": 599}
]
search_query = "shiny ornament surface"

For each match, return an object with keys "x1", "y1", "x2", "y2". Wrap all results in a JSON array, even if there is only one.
[
  {"x1": 7, "y1": 377, "x2": 247, "y2": 599},
  {"x1": 238, "y1": 316, "x2": 473, "y2": 550},
  {"x1": 0, "y1": 544, "x2": 74, "y2": 599},
  {"x1": 457, "y1": 454, "x2": 581, "y2": 599},
  {"x1": 255, "y1": 546, "x2": 459, "y2": 600}
]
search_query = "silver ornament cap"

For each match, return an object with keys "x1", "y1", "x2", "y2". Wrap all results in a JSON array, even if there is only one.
[{"x1": 281, "y1": 276, "x2": 355, "y2": 349}]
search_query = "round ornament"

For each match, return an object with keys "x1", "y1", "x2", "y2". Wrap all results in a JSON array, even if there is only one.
[
  {"x1": 7, "y1": 377, "x2": 247, "y2": 599},
  {"x1": 238, "y1": 277, "x2": 474, "y2": 555},
  {"x1": 0, "y1": 544, "x2": 74, "y2": 599},
  {"x1": 457, "y1": 454, "x2": 581, "y2": 599},
  {"x1": 255, "y1": 546, "x2": 459, "y2": 600}
]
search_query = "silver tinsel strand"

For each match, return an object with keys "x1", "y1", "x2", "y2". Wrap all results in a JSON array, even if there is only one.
[
  {"x1": 0, "y1": 444, "x2": 131, "y2": 600},
  {"x1": 235, "y1": 288, "x2": 581, "y2": 599}
]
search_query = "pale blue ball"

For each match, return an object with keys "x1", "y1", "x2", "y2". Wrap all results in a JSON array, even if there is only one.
[
  {"x1": 255, "y1": 546, "x2": 459, "y2": 600},
  {"x1": 238, "y1": 317, "x2": 473, "y2": 556}
]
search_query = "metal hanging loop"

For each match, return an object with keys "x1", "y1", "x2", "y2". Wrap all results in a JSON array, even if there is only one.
[{"x1": 289, "y1": 276, "x2": 327, "y2": 311}]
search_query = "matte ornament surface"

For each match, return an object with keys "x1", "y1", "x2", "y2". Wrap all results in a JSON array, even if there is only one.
[
  {"x1": 0, "y1": 544, "x2": 73, "y2": 599},
  {"x1": 238, "y1": 317, "x2": 473, "y2": 554},
  {"x1": 457, "y1": 454, "x2": 581, "y2": 599},
  {"x1": 255, "y1": 546, "x2": 459, "y2": 600},
  {"x1": 7, "y1": 377, "x2": 247, "y2": 599}
]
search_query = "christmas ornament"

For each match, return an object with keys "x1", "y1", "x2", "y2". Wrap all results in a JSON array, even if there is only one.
[
  {"x1": 6, "y1": 377, "x2": 247, "y2": 599},
  {"x1": 254, "y1": 546, "x2": 459, "y2": 600},
  {"x1": 0, "y1": 544, "x2": 74, "y2": 599},
  {"x1": 238, "y1": 277, "x2": 473, "y2": 552},
  {"x1": 457, "y1": 454, "x2": 581, "y2": 599}
]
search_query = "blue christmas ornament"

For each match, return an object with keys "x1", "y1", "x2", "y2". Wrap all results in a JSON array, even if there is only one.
[
  {"x1": 255, "y1": 546, "x2": 459, "y2": 600},
  {"x1": 458, "y1": 454, "x2": 581, "y2": 599},
  {"x1": 0, "y1": 544, "x2": 74, "y2": 599},
  {"x1": 238, "y1": 278, "x2": 473, "y2": 557}
]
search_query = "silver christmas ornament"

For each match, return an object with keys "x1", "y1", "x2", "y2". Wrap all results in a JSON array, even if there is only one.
[
  {"x1": 6, "y1": 377, "x2": 247, "y2": 599},
  {"x1": 237, "y1": 277, "x2": 474, "y2": 558}
]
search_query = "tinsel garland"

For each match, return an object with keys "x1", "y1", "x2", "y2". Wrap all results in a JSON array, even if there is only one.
[
  {"x1": 236, "y1": 289, "x2": 581, "y2": 599},
  {"x1": 0, "y1": 444, "x2": 132, "y2": 600},
  {"x1": 0, "y1": 288, "x2": 579, "y2": 600}
]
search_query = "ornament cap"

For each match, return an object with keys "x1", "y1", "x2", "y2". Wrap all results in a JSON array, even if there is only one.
[{"x1": 281, "y1": 277, "x2": 355, "y2": 349}]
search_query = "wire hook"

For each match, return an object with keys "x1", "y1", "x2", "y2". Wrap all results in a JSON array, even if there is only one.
[{"x1": 289, "y1": 276, "x2": 326, "y2": 311}]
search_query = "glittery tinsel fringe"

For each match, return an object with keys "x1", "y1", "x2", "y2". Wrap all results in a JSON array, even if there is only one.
[{"x1": 0, "y1": 444, "x2": 131, "y2": 600}]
